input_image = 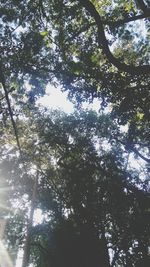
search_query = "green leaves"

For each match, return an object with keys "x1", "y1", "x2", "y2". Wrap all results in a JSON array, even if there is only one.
[
  {"x1": 40, "y1": 31, "x2": 48, "y2": 37},
  {"x1": 136, "y1": 112, "x2": 144, "y2": 121},
  {"x1": 1, "y1": 102, "x2": 150, "y2": 267},
  {"x1": 0, "y1": 1, "x2": 150, "y2": 265}
]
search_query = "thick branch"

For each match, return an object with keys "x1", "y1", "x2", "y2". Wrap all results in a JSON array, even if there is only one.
[
  {"x1": 78, "y1": 0, "x2": 150, "y2": 75},
  {"x1": 68, "y1": 12, "x2": 150, "y2": 42},
  {"x1": 136, "y1": 0, "x2": 150, "y2": 13},
  {"x1": 107, "y1": 12, "x2": 150, "y2": 27}
]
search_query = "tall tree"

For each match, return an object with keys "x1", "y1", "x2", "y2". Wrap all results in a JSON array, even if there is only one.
[
  {"x1": 1, "y1": 0, "x2": 149, "y2": 161},
  {"x1": 1, "y1": 108, "x2": 149, "y2": 266},
  {"x1": 0, "y1": 1, "x2": 150, "y2": 266}
]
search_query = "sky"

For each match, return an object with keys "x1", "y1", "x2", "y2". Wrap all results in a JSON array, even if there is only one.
[
  {"x1": 37, "y1": 83, "x2": 101, "y2": 113},
  {"x1": 37, "y1": 84, "x2": 74, "y2": 113}
]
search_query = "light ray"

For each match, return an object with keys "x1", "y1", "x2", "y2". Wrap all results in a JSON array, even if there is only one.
[
  {"x1": 0, "y1": 203, "x2": 13, "y2": 212},
  {"x1": 0, "y1": 240, "x2": 13, "y2": 267},
  {"x1": 0, "y1": 213, "x2": 13, "y2": 266},
  {"x1": 0, "y1": 186, "x2": 11, "y2": 192}
]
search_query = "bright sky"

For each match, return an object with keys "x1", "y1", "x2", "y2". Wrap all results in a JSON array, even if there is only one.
[
  {"x1": 37, "y1": 84, "x2": 74, "y2": 112},
  {"x1": 37, "y1": 83, "x2": 101, "y2": 113}
]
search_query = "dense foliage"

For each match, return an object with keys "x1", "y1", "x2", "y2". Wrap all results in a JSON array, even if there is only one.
[
  {"x1": 0, "y1": 0, "x2": 150, "y2": 267},
  {"x1": 0, "y1": 109, "x2": 149, "y2": 266},
  {"x1": 1, "y1": 0, "x2": 150, "y2": 161}
]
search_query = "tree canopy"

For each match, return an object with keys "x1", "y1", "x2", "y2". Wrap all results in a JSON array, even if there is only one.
[
  {"x1": 1, "y1": 0, "x2": 150, "y2": 160},
  {"x1": 0, "y1": 1, "x2": 150, "y2": 267},
  {"x1": 1, "y1": 109, "x2": 150, "y2": 266}
]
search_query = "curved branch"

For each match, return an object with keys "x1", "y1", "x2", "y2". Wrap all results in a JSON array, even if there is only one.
[
  {"x1": 78, "y1": 0, "x2": 150, "y2": 75},
  {"x1": 116, "y1": 138, "x2": 150, "y2": 164},
  {"x1": 131, "y1": 147, "x2": 150, "y2": 163},
  {"x1": 136, "y1": 0, "x2": 150, "y2": 13}
]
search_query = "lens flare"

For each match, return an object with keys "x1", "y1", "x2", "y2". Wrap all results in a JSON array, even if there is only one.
[
  {"x1": 0, "y1": 178, "x2": 14, "y2": 267},
  {"x1": 0, "y1": 203, "x2": 13, "y2": 212},
  {"x1": 0, "y1": 219, "x2": 13, "y2": 267},
  {"x1": 0, "y1": 240, "x2": 13, "y2": 267}
]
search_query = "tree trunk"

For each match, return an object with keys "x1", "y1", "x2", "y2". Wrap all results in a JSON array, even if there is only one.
[
  {"x1": 22, "y1": 172, "x2": 38, "y2": 267},
  {"x1": 100, "y1": 231, "x2": 111, "y2": 267}
]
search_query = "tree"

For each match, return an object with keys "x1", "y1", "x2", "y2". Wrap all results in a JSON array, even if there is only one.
[
  {"x1": 1, "y1": 0, "x2": 149, "y2": 164},
  {"x1": 0, "y1": 1, "x2": 150, "y2": 266},
  {"x1": 1, "y1": 108, "x2": 149, "y2": 266}
]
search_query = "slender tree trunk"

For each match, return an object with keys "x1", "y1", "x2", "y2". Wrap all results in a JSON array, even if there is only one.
[
  {"x1": 22, "y1": 171, "x2": 38, "y2": 267},
  {"x1": 125, "y1": 250, "x2": 132, "y2": 267},
  {"x1": 100, "y1": 226, "x2": 111, "y2": 267},
  {"x1": 101, "y1": 235, "x2": 111, "y2": 267}
]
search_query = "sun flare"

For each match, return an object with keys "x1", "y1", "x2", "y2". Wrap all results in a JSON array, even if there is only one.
[{"x1": 0, "y1": 240, "x2": 13, "y2": 267}]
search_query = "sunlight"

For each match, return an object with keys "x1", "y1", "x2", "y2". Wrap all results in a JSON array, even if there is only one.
[
  {"x1": 15, "y1": 250, "x2": 23, "y2": 267},
  {"x1": 0, "y1": 203, "x2": 13, "y2": 212},
  {"x1": 15, "y1": 209, "x2": 44, "y2": 267},
  {"x1": 0, "y1": 240, "x2": 13, "y2": 267},
  {"x1": 0, "y1": 180, "x2": 14, "y2": 267},
  {"x1": 0, "y1": 219, "x2": 6, "y2": 239},
  {"x1": 0, "y1": 187, "x2": 11, "y2": 192},
  {"x1": 33, "y1": 208, "x2": 43, "y2": 225},
  {"x1": 0, "y1": 176, "x2": 15, "y2": 213}
]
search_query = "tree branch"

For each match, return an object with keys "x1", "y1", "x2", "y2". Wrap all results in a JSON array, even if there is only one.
[
  {"x1": 77, "y1": 0, "x2": 150, "y2": 75},
  {"x1": 67, "y1": 12, "x2": 150, "y2": 42},
  {"x1": 131, "y1": 146, "x2": 150, "y2": 163},
  {"x1": 111, "y1": 249, "x2": 121, "y2": 267},
  {"x1": 136, "y1": 0, "x2": 150, "y2": 13},
  {"x1": 31, "y1": 242, "x2": 49, "y2": 254},
  {"x1": 116, "y1": 138, "x2": 150, "y2": 163},
  {"x1": 39, "y1": 0, "x2": 49, "y2": 20},
  {"x1": 66, "y1": 22, "x2": 95, "y2": 42},
  {"x1": 0, "y1": 63, "x2": 22, "y2": 154},
  {"x1": 0, "y1": 87, "x2": 15, "y2": 101},
  {"x1": 106, "y1": 13, "x2": 150, "y2": 27},
  {"x1": 22, "y1": 171, "x2": 39, "y2": 267}
]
